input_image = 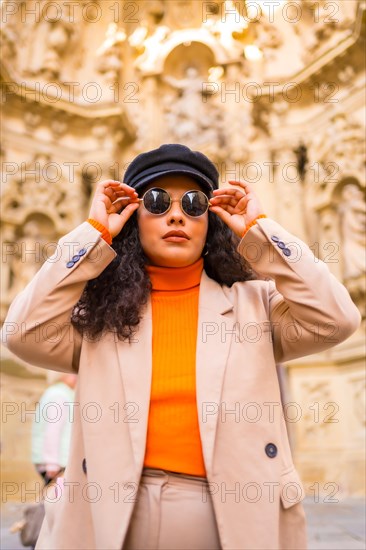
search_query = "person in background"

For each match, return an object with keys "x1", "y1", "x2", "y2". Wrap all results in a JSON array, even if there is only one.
[{"x1": 31, "y1": 373, "x2": 77, "y2": 485}]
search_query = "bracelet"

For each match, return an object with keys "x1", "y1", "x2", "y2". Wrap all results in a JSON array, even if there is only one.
[
  {"x1": 87, "y1": 218, "x2": 112, "y2": 246},
  {"x1": 241, "y1": 214, "x2": 267, "y2": 238}
]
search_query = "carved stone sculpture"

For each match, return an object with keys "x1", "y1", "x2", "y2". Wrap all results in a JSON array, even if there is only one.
[
  {"x1": 163, "y1": 66, "x2": 221, "y2": 146},
  {"x1": 339, "y1": 184, "x2": 366, "y2": 281}
]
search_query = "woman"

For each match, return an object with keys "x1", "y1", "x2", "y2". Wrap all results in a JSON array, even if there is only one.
[{"x1": 2, "y1": 144, "x2": 360, "y2": 550}]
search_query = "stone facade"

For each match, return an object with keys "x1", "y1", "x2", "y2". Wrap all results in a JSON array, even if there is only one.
[{"x1": 1, "y1": 0, "x2": 365, "y2": 498}]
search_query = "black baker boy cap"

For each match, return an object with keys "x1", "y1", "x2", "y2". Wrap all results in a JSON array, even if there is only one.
[{"x1": 124, "y1": 144, "x2": 219, "y2": 195}]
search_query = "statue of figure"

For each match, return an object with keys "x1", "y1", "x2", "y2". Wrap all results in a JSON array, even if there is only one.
[
  {"x1": 163, "y1": 66, "x2": 218, "y2": 141},
  {"x1": 164, "y1": 67, "x2": 208, "y2": 113},
  {"x1": 339, "y1": 184, "x2": 366, "y2": 280}
]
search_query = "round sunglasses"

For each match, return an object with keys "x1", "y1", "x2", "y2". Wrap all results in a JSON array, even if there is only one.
[{"x1": 118, "y1": 187, "x2": 211, "y2": 218}]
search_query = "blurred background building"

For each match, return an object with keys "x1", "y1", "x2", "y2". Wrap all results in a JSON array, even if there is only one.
[{"x1": 1, "y1": 0, "x2": 365, "y2": 498}]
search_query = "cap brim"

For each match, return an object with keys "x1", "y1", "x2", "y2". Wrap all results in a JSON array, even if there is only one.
[{"x1": 133, "y1": 169, "x2": 213, "y2": 194}]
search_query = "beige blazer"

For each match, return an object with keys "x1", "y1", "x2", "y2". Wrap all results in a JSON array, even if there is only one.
[{"x1": 2, "y1": 218, "x2": 360, "y2": 550}]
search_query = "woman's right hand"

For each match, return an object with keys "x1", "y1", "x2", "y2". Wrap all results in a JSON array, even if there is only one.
[{"x1": 88, "y1": 180, "x2": 140, "y2": 239}]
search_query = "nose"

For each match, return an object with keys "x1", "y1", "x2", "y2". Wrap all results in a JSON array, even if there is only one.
[{"x1": 166, "y1": 199, "x2": 185, "y2": 225}]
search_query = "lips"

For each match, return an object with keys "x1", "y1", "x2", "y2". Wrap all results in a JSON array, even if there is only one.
[{"x1": 163, "y1": 230, "x2": 190, "y2": 240}]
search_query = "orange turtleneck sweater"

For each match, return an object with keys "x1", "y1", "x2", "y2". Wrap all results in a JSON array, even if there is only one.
[{"x1": 143, "y1": 257, "x2": 206, "y2": 477}]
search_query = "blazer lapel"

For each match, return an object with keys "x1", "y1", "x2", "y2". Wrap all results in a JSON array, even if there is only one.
[
  {"x1": 196, "y1": 271, "x2": 235, "y2": 474},
  {"x1": 116, "y1": 270, "x2": 235, "y2": 475},
  {"x1": 116, "y1": 298, "x2": 153, "y2": 470}
]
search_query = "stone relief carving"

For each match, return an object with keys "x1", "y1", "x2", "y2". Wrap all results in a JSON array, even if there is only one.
[
  {"x1": 162, "y1": 66, "x2": 223, "y2": 149},
  {"x1": 1, "y1": 1, "x2": 124, "y2": 97},
  {"x1": 0, "y1": 152, "x2": 82, "y2": 227},
  {"x1": 202, "y1": 0, "x2": 248, "y2": 55},
  {"x1": 349, "y1": 378, "x2": 366, "y2": 429},
  {"x1": 310, "y1": 179, "x2": 365, "y2": 315},
  {"x1": 50, "y1": 117, "x2": 69, "y2": 139},
  {"x1": 221, "y1": 62, "x2": 252, "y2": 160},
  {"x1": 97, "y1": 45, "x2": 123, "y2": 87},
  {"x1": 274, "y1": 148, "x2": 302, "y2": 208},
  {"x1": 337, "y1": 64, "x2": 356, "y2": 86},
  {"x1": 268, "y1": 98, "x2": 291, "y2": 133},
  {"x1": 307, "y1": 112, "x2": 365, "y2": 197},
  {"x1": 8, "y1": 218, "x2": 52, "y2": 300},
  {"x1": 1, "y1": 213, "x2": 57, "y2": 303},
  {"x1": 23, "y1": 154, "x2": 64, "y2": 206},
  {"x1": 128, "y1": 1, "x2": 170, "y2": 71},
  {"x1": 338, "y1": 184, "x2": 366, "y2": 281},
  {"x1": 301, "y1": 380, "x2": 333, "y2": 445},
  {"x1": 130, "y1": 99, "x2": 151, "y2": 152},
  {"x1": 300, "y1": 0, "x2": 354, "y2": 62},
  {"x1": 0, "y1": 17, "x2": 17, "y2": 62},
  {"x1": 255, "y1": 18, "x2": 283, "y2": 60},
  {"x1": 40, "y1": 17, "x2": 74, "y2": 80},
  {"x1": 13, "y1": 0, "x2": 77, "y2": 80},
  {"x1": 163, "y1": 67, "x2": 209, "y2": 117},
  {"x1": 316, "y1": 206, "x2": 342, "y2": 280},
  {"x1": 1, "y1": 224, "x2": 17, "y2": 304},
  {"x1": 96, "y1": 23, "x2": 126, "y2": 86},
  {"x1": 23, "y1": 110, "x2": 43, "y2": 133},
  {"x1": 328, "y1": 114, "x2": 365, "y2": 173},
  {"x1": 167, "y1": 0, "x2": 197, "y2": 28}
]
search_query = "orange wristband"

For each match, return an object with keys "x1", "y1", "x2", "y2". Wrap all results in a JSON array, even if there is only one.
[
  {"x1": 241, "y1": 214, "x2": 267, "y2": 238},
  {"x1": 87, "y1": 218, "x2": 112, "y2": 246}
]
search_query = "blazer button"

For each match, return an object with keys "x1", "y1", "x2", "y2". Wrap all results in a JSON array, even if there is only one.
[
  {"x1": 82, "y1": 458, "x2": 87, "y2": 474},
  {"x1": 283, "y1": 248, "x2": 291, "y2": 257},
  {"x1": 277, "y1": 241, "x2": 286, "y2": 249},
  {"x1": 78, "y1": 248, "x2": 87, "y2": 256},
  {"x1": 265, "y1": 443, "x2": 278, "y2": 458},
  {"x1": 271, "y1": 235, "x2": 280, "y2": 242},
  {"x1": 66, "y1": 261, "x2": 75, "y2": 268},
  {"x1": 72, "y1": 255, "x2": 80, "y2": 262}
]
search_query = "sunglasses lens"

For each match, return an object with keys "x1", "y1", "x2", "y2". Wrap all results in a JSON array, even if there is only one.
[
  {"x1": 143, "y1": 188, "x2": 170, "y2": 214},
  {"x1": 182, "y1": 190, "x2": 208, "y2": 217}
]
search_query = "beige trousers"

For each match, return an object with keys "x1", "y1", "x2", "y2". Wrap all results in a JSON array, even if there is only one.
[{"x1": 122, "y1": 468, "x2": 222, "y2": 550}]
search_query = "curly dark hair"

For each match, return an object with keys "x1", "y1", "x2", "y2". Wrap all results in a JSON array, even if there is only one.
[{"x1": 71, "y1": 211, "x2": 258, "y2": 342}]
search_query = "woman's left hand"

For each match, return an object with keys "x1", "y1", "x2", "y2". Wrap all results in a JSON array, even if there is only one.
[{"x1": 208, "y1": 180, "x2": 265, "y2": 238}]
